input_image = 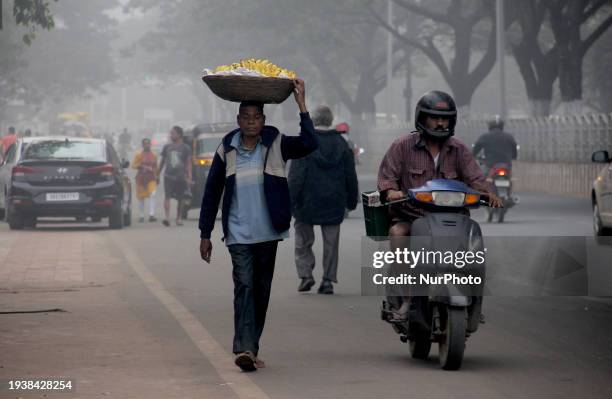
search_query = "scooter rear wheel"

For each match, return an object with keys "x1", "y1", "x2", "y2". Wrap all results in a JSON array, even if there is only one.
[{"x1": 438, "y1": 307, "x2": 467, "y2": 370}]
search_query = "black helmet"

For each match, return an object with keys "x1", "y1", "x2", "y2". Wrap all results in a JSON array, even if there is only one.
[
  {"x1": 488, "y1": 115, "x2": 504, "y2": 131},
  {"x1": 414, "y1": 90, "x2": 457, "y2": 140}
]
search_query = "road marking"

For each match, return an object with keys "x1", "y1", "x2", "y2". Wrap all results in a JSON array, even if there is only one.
[{"x1": 109, "y1": 233, "x2": 271, "y2": 399}]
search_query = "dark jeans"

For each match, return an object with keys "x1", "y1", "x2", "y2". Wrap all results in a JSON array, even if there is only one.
[{"x1": 227, "y1": 240, "x2": 279, "y2": 356}]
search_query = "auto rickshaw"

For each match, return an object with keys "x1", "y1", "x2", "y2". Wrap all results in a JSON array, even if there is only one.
[{"x1": 182, "y1": 122, "x2": 235, "y2": 218}]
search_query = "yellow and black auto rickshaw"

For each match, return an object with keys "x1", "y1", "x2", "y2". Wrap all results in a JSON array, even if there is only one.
[{"x1": 183, "y1": 123, "x2": 235, "y2": 218}]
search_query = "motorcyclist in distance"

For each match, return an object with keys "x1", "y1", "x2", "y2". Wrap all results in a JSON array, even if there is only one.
[{"x1": 472, "y1": 116, "x2": 518, "y2": 176}]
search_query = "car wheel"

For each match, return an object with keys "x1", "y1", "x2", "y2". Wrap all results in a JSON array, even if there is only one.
[
  {"x1": 7, "y1": 206, "x2": 24, "y2": 230},
  {"x1": 123, "y1": 204, "x2": 132, "y2": 227},
  {"x1": 0, "y1": 189, "x2": 6, "y2": 221},
  {"x1": 109, "y1": 202, "x2": 124, "y2": 230},
  {"x1": 24, "y1": 216, "x2": 37, "y2": 229},
  {"x1": 594, "y1": 202, "x2": 612, "y2": 235},
  {"x1": 594, "y1": 202, "x2": 612, "y2": 244}
]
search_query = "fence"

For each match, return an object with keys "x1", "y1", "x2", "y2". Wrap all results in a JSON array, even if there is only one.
[
  {"x1": 361, "y1": 113, "x2": 612, "y2": 197},
  {"x1": 456, "y1": 113, "x2": 612, "y2": 163}
]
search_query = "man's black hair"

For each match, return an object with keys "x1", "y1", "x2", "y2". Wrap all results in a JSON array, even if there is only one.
[
  {"x1": 142, "y1": 138, "x2": 151, "y2": 144},
  {"x1": 239, "y1": 101, "x2": 265, "y2": 115},
  {"x1": 8, "y1": 126, "x2": 15, "y2": 134},
  {"x1": 171, "y1": 125, "x2": 183, "y2": 137}
]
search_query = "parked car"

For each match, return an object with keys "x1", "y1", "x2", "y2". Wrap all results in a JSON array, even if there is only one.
[
  {"x1": 3, "y1": 136, "x2": 132, "y2": 230},
  {"x1": 0, "y1": 137, "x2": 38, "y2": 220},
  {"x1": 591, "y1": 150, "x2": 612, "y2": 237}
]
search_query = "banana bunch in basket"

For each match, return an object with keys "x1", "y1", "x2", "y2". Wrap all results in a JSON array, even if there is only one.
[{"x1": 204, "y1": 59, "x2": 297, "y2": 79}]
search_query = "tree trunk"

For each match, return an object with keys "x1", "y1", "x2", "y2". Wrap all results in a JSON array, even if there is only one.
[
  {"x1": 549, "y1": 2, "x2": 585, "y2": 112},
  {"x1": 558, "y1": 44, "x2": 584, "y2": 105},
  {"x1": 528, "y1": 99, "x2": 552, "y2": 117},
  {"x1": 449, "y1": 77, "x2": 474, "y2": 119}
]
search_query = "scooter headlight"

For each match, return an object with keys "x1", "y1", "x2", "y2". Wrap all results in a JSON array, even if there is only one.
[{"x1": 432, "y1": 191, "x2": 466, "y2": 207}]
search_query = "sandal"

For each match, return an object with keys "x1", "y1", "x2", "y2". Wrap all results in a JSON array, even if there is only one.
[
  {"x1": 254, "y1": 357, "x2": 266, "y2": 369},
  {"x1": 235, "y1": 352, "x2": 256, "y2": 372},
  {"x1": 389, "y1": 310, "x2": 409, "y2": 323}
]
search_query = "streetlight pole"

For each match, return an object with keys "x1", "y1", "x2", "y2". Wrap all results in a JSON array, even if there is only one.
[
  {"x1": 121, "y1": 87, "x2": 127, "y2": 129},
  {"x1": 386, "y1": 0, "x2": 394, "y2": 126},
  {"x1": 496, "y1": 0, "x2": 507, "y2": 120}
]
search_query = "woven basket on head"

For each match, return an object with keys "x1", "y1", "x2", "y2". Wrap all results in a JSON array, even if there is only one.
[{"x1": 202, "y1": 75, "x2": 295, "y2": 104}]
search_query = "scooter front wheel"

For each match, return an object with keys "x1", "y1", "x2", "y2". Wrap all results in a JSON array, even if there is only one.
[
  {"x1": 409, "y1": 333, "x2": 432, "y2": 359},
  {"x1": 438, "y1": 306, "x2": 467, "y2": 370}
]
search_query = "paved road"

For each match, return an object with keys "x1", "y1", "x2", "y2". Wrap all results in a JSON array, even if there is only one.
[{"x1": 1, "y1": 180, "x2": 611, "y2": 398}]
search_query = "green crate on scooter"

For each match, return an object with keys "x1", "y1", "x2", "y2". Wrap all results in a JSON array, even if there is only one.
[{"x1": 362, "y1": 191, "x2": 391, "y2": 240}]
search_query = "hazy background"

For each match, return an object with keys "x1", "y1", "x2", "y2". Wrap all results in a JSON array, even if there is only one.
[{"x1": 1, "y1": 0, "x2": 612, "y2": 137}]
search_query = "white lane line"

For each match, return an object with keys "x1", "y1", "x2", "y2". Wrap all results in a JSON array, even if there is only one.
[{"x1": 109, "y1": 233, "x2": 271, "y2": 399}]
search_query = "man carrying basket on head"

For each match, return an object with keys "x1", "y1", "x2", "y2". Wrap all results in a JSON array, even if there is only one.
[{"x1": 199, "y1": 78, "x2": 318, "y2": 372}]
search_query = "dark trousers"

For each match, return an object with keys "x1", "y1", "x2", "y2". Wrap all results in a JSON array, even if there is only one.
[{"x1": 227, "y1": 240, "x2": 278, "y2": 356}]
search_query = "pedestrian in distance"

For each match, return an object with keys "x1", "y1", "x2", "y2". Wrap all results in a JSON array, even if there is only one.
[
  {"x1": 1, "y1": 126, "x2": 17, "y2": 157},
  {"x1": 132, "y1": 138, "x2": 158, "y2": 223},
  {"x1": 288, "y1": 105, "x2": 358, "y2": 295},
  {"x1": 199, "y1": 78, "x2": 317, "y2": 372},
  {"x1": 157, "y1": 126, "x2": 192, "y2": 227}
]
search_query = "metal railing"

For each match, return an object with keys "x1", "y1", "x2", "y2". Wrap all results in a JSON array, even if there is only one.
[{"x1": 368, "y1": 113, "x2": 612, "y2": 164}]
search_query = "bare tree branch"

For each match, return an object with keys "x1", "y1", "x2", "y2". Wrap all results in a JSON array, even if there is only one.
[
  {"x1": 581, "y1": 0, "x2": 609, "y2": 24},
  {"x1": 582, "y1": 11, "x2": 612, "y2": 55},
  {"x1": 392, "y1": 0, "x2": 454, "y2": 25},
  {"x1": 366, "y1": 3, "x2": 451, "y2": 81}
]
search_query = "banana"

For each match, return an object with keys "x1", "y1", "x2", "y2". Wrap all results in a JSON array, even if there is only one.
[{"x1": 211, "y1": 59, "x2": 296, "y2": 79}]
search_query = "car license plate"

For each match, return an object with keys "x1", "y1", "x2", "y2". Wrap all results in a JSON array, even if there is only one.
[
  {"x1": 46, "y1": 192, "x2": 79, "y2": 202},
  {"x1": 494, "y1": 180, "x2": 511, "y2": 188}
]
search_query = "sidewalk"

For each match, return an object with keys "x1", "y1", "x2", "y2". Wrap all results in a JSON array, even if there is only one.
[{"x1": 0, "y1": 228, "x2": 238, "y2": 399}]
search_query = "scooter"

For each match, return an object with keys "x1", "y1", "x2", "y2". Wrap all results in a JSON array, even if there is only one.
[
  {"x1": 485, "y1": 163, "x2": 519, "y2": 223},
  {"x1": 368, "y1": 179, "x2": 490, "y2": 370}
]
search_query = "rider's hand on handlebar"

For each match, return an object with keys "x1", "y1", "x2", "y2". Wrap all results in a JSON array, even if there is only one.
[
  {"x1": 386, "y1": 189, "x2": 405, "y2": 202},
  {"x1": 486, "y1": 192, "x2": 504, "y2": 208}
]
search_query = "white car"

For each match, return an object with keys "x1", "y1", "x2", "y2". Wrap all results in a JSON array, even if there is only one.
[
  {"x1": 592, "y1": 150, "x2": 612, "y2": 237},
  {"x1": 0, "y1": 137, "x2": 37, "y2": 220}
]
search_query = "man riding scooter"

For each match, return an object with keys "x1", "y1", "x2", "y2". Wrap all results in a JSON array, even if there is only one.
[
  {"x1": 473, "y1": 116, "x2": 519, "y2": 222},
  {"x1": 472, "y1": 116, "x2": 518, "y2": 176},
  {"x1": 377, "y1": 90, "x2": 502, "y2": 322}
]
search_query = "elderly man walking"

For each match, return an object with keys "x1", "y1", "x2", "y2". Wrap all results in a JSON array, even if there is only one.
[{"x1": 288, "y1": 106, "x2": 358, "y2": 295}]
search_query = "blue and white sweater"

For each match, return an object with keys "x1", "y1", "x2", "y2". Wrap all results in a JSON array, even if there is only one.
[{"x1": 198, "y1": 112, "x2": 317, "y2": 240}]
